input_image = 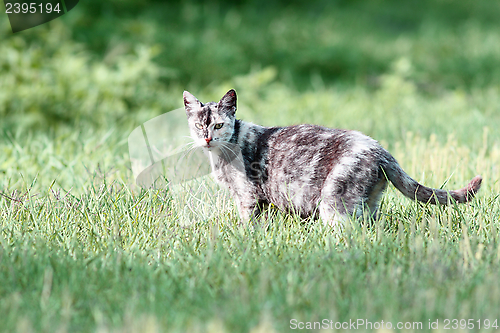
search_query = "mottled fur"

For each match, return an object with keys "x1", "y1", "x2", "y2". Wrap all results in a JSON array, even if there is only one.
[{"x1": 184, "y1": 89, "x2": 482, "y2": 227}]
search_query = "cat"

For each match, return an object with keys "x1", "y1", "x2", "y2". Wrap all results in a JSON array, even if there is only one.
[{"x1": 183, "y1": 89, "x2": 482, "y2": 227}]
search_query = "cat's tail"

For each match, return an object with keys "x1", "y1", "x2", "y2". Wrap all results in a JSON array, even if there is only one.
[{"x1": 381, "y1": 154, "x2": 482, "y2": 204}]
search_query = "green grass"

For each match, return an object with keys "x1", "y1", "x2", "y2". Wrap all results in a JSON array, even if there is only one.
[
  {"x1": 2, "y1": 119, "x2": 500, "y2": 333},
  {"x1": 2, "y1": 0, "x2": 500, "y2": 332}
]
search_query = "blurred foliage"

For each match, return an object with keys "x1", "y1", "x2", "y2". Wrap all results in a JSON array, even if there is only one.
[
  {"x1": 67, "y1": 0, "x2": 500, "y2": 89},
  {"x1": 0, "y1": 0, "x2": 499, "y2": 141},
  {"x1": 0, "y1": 18, "x2": 180, "y2": 131}
]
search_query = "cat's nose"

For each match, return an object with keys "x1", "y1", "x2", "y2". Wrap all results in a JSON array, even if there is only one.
[{"x1": 205, "y1": 137, "x2": 211, "y2": 144}]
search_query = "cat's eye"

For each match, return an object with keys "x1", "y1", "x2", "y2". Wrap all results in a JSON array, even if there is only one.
[
  {"x1": 214, "y1": 123, "x2": 224, "y2": 130},
  {"x1": 195, "y1": 123, "x2": 203, "y2": 130}
]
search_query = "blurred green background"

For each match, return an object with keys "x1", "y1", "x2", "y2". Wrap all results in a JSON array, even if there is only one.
[
  {"x1": 1, "y1": 0, "x2": 499, "y2": 139},
  {"x1": 1, "y1": 0, "x2": 499, "y2": 190}
]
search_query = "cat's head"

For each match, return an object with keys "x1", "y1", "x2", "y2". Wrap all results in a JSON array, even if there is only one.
[{"x1": 183, "y1": 89, "x2": 237, "y2": 150}]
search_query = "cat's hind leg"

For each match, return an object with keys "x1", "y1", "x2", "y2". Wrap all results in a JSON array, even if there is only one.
[
  {"x1": 365, "y1": 178, "x2": 388, "y2": 221},
  {"x1": 318, "y1": 199, "x2": 350, "y2": 230},
  {"x1": 320, "y1": 178, "x2": 386, "y2": 228},
  {"x1": 319, "y1": 157, "x2": 384, "y2": 229}
]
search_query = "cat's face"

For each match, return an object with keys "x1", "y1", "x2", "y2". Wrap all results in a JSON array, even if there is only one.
[{"x1": 184, "y1": 89, "x2": 237, "y2": 150}]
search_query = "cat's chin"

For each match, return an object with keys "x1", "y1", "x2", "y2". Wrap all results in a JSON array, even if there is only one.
[
  {"x1": 201, "y1": 144, "x2": 217, "y2": 151},
  {"x1": 195, "y1": 142, "x2": 216, "y2": 150}
]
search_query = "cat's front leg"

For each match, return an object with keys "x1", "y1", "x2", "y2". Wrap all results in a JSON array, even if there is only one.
[
  {"x1": 235, "y1": 200, "x2": 259, "y2": 224},
  {"x1": 232, "y1": 193, "x2": 265, "y2": 226},
  {"x1": 237, "y1": 205, "x2": 254, "y2": 222}
]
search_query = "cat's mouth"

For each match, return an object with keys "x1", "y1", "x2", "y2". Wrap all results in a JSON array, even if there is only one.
[
  {"x1": 199, "y1": 139, "x2": 219, "y2": 150},
  {"x1": 203, "y1": 142, "x2": 215, "y2": 150}
]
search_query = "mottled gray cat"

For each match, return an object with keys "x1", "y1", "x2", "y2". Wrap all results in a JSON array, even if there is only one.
[{"x1": 184, "y1": 89, "x2": 482, "y2": 227}]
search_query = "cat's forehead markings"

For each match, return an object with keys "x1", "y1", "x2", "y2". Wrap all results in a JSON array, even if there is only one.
[{"x1": 202, "y1": 105, "x2": 212, "y2": 127}]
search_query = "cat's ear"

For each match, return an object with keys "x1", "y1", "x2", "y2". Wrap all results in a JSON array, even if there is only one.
[
  {"x1": 218, "y1": 89, "x2": 237, "y2": 116},
  {"x1": 183, "y1": 91, "x2": 202, "y2": 114}
]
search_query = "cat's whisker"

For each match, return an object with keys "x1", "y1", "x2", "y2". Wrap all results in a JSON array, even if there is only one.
[
  {"x1": 179, "y1": 141, "x2": 195, "y2": 149},
  {"x1": 217, "y1": 142, "x2": 235, "y2": 160},
  {"x1": 219, "y1": 142, "x2": 244, "y2": 166}
]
